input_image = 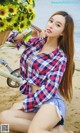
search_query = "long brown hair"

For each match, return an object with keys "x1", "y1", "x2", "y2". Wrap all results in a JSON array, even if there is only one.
[{"x1": 51, "y1": 11, "x2": 74, "y2": 101}]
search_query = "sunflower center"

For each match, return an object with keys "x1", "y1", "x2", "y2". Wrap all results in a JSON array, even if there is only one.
[
  {"x1": 20, "y1": 16, "x2": 24, "y2": 21},
  {"x1": 7, "y1": 18, "x2": 12, "y2": 22},
  {"x1": 20, "y1": 24, "x2": 24, "y2": 28},
  {"x1": 14, "y1": 23, "x2": 18, "y2": 27},
  {"x1": 29, "y1": 9, "x2": 32, "y2": 12},
  {"x1": 0, "y1": 22, "x2": 4, "y2": 27},
  {"x1": 14, "y1": 0, "x2": 18, "y2": 2},
  {"x1": 9, "y1": 8, "x2": 14, "y2": 13},
  {"x1": 28, "y1": 0, "x2": 31, "y2": 2},
  {"x1": 31, "y1": 15, "x2": 33, "y2": 19},
  {"x1": 0, "y1": 10, "x2": 5, "y2": 15}
]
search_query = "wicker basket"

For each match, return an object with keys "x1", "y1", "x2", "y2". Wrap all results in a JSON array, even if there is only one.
[{"x1": 0, "y1": 29, "x2": 11, "y2": 47}]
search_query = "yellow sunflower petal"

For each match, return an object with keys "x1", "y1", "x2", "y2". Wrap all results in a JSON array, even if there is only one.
[
  {"x1": 12, "y1": 23, "x2": 19, "y2": 31},
  {"x1": 8, "y1": 4, "x2": 18, "y2": 15},
  {"x1": 6, "y1": 15, "x2": 17, "y2": 26},
  {"x1": 26, "y1": 5, "x2": 34, "y2": 13},
  {"x1": 26, "y1": 0, "x2": 33, "y2": 5},
  {"x1": 29, "y1": 10, "x2": 36, "y2": 21},
  {"x1": 18, "y1": 21, "x2": 28, "y2": 32},
  {"x1": 0, "y1": 5, "x2": 9, "y2": 19},
  {"x1": 0, "y1": 19, "x2": 8, "y2": 32},
  {"x1": 19, "y1": 13, "x2": 27, "y2": 21},
  {"x1": 13, "y1": 0, "x2": 22, "y2": 3},
  {"x1": 0, "y1": 0, "x2": 36, "y2": 33}
]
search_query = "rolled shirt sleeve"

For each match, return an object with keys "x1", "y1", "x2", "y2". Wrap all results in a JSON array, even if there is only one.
[
  {"x1": 7, "y1": 31, "x2": 23, "y2": 49},
  {"x1": 7, "y1": 31, "x2": 39, "y2": 49}
]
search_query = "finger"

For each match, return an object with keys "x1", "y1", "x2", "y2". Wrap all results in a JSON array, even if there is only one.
[
  {"x1": 37, "y1": 31, "x2": 40, "y2": 37},
  {"x1": 40, "y1": 30, "x2": 46, "y2": 39}
]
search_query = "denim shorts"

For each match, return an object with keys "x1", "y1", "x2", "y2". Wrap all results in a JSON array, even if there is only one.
[{"x1": 33, "y1": 92, "x2": 66, "y2": 126}]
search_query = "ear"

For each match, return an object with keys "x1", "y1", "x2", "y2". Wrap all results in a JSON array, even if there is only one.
[
  {"x1": 60, "y1": 30, "x2": 64, "y2": 36},
  {"x1": 60, "y1": 33, "x2": 63, "y2": 36}
]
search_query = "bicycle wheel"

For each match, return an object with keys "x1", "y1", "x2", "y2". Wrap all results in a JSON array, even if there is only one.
[{"x1": 7, "y1": 68, "x2": 20, "y2": 88}]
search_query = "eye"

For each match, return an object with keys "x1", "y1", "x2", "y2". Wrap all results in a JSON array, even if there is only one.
[{"x1": 56, "y1": 24, "x2": 61, "y2": 27}]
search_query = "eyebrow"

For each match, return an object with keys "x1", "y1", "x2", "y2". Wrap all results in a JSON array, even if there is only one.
[
  {"x1": 56, "y1": 21, "x2": 62, "y2": 25},
  {"x1": 50, "y1": 18, "x2": 62, "y2": 25}
]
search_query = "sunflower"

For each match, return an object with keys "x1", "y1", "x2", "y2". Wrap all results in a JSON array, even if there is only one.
[
  {"x1": 6, "y1": 15, "x2": 17, "y2": 26},
  {"x1": 18, "y1": 20, "x2": 28, "y2": 32},
  {"x1": 26, "y1": 20, "x2": 31, "y2": 29},
  {"x1": 19, "y1": 13, "x2": 27, "y2": 21},
  {"x1": 0, "y1": 0, "x2": 36, "y2": 33},
  {"x1": 26, "y1": 0, "x2": 33, "y2": 5},
  {"x1": 0, "y1": 5, "x2": 9, "y2": 19},
  {"x1": 0, "y1": 19, "x2": 8, "y2": 32},
  {"x1": 13, "y1": 0, "x2": 22, "y2": 3},
  {"x1": 8, "y1": 4, "x2": 18, "y2": 15},
  {"x1": 12, "y1": 22, "x2": 19, "y2": 31},
  {"x1": 19, "y1": 3, "x2": 26, "y2": 13},
  {"x1": 26, "y1": 5, "x2": 34, "y2": 13},
  {"x1": 29, "y1": 10, "x2": 36, "y2": 21}
]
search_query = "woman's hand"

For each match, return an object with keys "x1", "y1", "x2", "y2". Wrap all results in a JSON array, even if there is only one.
[
  {"x1": 31, "y1": 24, "x2": 46, "y2": 39},
  {"x1": 36, "y1": 30, "x2": 47, "y2": 40},
  {"x1": 32, "y1": 30, "x2": 46, "y2": 39}
]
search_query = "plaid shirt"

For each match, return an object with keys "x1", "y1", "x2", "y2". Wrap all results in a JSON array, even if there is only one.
[{"x1": 8, "y1": 31, "x2": 67, "y2": 112}]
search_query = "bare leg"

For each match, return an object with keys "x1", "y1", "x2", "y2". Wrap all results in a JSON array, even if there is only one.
[
  {"x1": 28, "y1": 104, "x2": 73, "y2": 133},
  {"x1": 0, "y1": 102, "x2": 73, "y2": 133},
  {"x1": 28, "y1": 104, "x2": 61, "y2": 133},
  {"x1": 0, "y1": 108, "x2": 35, "y2": 132}
]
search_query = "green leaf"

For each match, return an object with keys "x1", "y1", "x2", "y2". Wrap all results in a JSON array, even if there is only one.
[{"x1": 23, "y1": 31, "x2": 32, "y2": 39}]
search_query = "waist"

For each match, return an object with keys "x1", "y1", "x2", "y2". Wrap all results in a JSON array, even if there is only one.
[{"x1": 32, "y1": 85, "x2": 40, "y2": 93}]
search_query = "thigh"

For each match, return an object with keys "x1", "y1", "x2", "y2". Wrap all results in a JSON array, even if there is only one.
[
  {"x1": 29, "y1": 104, "x2": 61, "y2": 130},
  {"x1": 1, "y1": 109, "x2": 36, "y2": 121}
]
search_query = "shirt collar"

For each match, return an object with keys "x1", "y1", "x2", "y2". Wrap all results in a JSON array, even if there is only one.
[
  {"x1": 49, "y1": 47, "x2": 59, "y2": 58},
  {"x1": 38, "y1": 38, "x2": 60, "y2": 58}
]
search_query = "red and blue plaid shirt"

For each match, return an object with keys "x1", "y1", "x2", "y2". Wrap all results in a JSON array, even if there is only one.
[{"x1": 8, "y1": 31, "x2": 67, "y2": 112}]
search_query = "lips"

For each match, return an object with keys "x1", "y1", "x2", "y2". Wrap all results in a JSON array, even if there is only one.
[{"x1": 46, "y1": 29, "x2": 52, "y2": 33}]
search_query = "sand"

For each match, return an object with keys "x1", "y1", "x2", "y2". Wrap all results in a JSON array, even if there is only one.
[{"x1": 0, "y1": 45, "x2": 80, "y2": 133}]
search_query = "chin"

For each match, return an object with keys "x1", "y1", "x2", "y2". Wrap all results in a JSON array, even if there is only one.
[{"x1": 46, "y1": 33, "x2": 52, "y2": 37}]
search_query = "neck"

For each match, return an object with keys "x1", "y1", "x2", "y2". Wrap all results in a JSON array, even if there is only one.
[{"x1": 45, "y1": 37, "x2": 58, "y2": 49}]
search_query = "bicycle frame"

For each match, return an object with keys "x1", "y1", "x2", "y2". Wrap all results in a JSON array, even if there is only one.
[{"x1": 0, "y1": 58, "x2": 22, "y2": 84}]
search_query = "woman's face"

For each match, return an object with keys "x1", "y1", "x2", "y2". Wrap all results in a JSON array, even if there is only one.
[{"x1": 45, "y1": 15, "x2": 66, "y2": 38}]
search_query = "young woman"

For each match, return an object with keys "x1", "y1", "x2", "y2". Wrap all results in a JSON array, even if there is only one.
[{"x1": 0, "y1": 11, "x2": 74, "y2": 133}]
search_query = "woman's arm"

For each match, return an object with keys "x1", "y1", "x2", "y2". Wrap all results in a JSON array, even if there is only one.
[
  {"x1": 7, "y1": 24, "x2": 46, "y2": 49},
  {"x1": 13, "y1": 24, "x2": 46, "y2": 41},
  {"x1": 7, "y1": 30, "x2": 38, "y2": 49},
  {"x1": 14, "y1": 30, "x2": 38, "y2": 41}
]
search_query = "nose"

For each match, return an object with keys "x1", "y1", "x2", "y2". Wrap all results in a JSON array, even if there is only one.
[
  {"x1": 49, "y1": 25, "x2": 53, "y2": 29},
  {"x1": 49, "y1": 23, "x2": 54, "y2": 29}
]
